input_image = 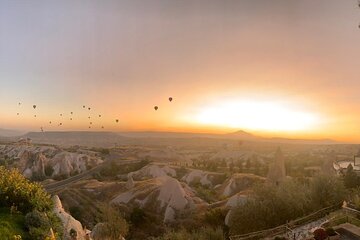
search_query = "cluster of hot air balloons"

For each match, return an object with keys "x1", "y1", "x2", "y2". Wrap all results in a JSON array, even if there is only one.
[
  {"x1": 154, "y1": 97, "x2": 173, "y2": 111},
  {"x1": 14, "y1": 96, "x2": 175, "y2": 132}
]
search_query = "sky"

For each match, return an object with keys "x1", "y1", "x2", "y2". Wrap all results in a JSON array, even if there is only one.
[{"x1": 0, "y1": 0, "x2": 360, "y2": 141}]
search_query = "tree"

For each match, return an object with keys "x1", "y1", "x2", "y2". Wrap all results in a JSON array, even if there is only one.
[
  {"x1": 344, "y1": 164, "x2": 359, "y2": 189},
  {"x1": 96, "y1": 205, "x2": 129, "y2": 239},
  {"x1": 310, "y1": 175, "x2": 346, "y2": 208}
]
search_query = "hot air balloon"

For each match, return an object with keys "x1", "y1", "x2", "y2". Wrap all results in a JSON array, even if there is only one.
[
  {"x1": 70, "y1": 118, "x2": 73, "y2": 121},
  {"x1": 33, "y1": 105, "x2": 36, "y2": 109},
  {"x1": 88, "y1": 116, "x2": 91, "y2": 119},
  {"x1": 99, "y1": 115, "x2": 101, "y2": 117},
  {"x1": 154, "y1": 106, "x2": 158, "y2": 111},
  {"x1": 18, "y1": 102, "x2": 21, "y2": 106},
  {"x1": 89, "y1": 126, "x2": 91, "y2": 129},
  {"x1": 34, "y1": 115, "x2": 37, "y2": 117},
  {"x1": 17, "y1": 113, "x2": 19, "y2": 115},
  {"x1": 101, "y1": 126, "x2": 104, "y2": 129},
  {"x1": 60, "y1": 114, "x2": 63, "y2": 116},
  {"x1": 90, "y1": 122, "x2": 92, "y2": 125},
  {"x1": 49, "y1": 121, "x2": 52, "y2": 124},
  {"x1": 59, "y1": 123, "x2": 62, "y2": 126},
  {"x1": 71, "y1": 112, "x2": 73, "y2": 115},
  {"x1": 88, "y1": 107, "x2": 91, "y2": 110},
  {"x1": 115, "y1": 119, "x2": 119, "y2": 123},
  {"x1": 83, "y1": 105, "x2": 85, "y2": 108},
  {"x1": 169, "y1": 97, "x2": 173, "y2": 102}
]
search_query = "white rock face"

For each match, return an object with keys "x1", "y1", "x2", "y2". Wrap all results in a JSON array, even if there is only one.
[
  {"x1": 0, "y1": 144, "x2": 103, "y2": 179},
  {"x1": 125, "y1": 175, "x2": 135, "y2": 190},
  {"x1": 182, "y1": 169, "x2": 225, "y2": 187},
  {"x1": 129, "y1": 164, "x2": 176, "y2": 180},
  {"x1": 50, "y1": 152, "x2": 100, "y2": 177},
  {"x1": 52, "y1": 195, "x2": 88, "y2": 240},
  {"x1": 225, "y1": 193, "x2": 250, "y2": 226},
  {"x1": 220, "y1": 173, "x2": 265, "y2": 197},
  {"x1": 226, "y1": 193, "x2": 248, "y2": 208},
  {"x1": 112, "y1": 176, "x2": 199, "y2": 222}
]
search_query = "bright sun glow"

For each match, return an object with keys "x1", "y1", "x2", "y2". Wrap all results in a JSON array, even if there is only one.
[{"x1": 194, "y1": 100, "x2": 320, "y2": 132}]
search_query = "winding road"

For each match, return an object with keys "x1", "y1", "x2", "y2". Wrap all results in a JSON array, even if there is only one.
[{"x1": 44, "y1": 158, "x2": 142, "y2": 193}]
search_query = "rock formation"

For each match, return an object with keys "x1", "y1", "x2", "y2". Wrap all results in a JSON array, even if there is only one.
[
  {"x1": 52, "y1": 195, "x2": 88, "y2": 240},
  {"x1": 111, "y1": 176, "x2": 201, "y2": 222},
  {"x1": 267, "y1": 147, "x2": 286, "y2": 185}
]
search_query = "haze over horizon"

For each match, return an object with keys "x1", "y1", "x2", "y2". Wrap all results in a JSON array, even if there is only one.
[{"x1": 1, "y1": 0, "x2": 360, "y2": 141}]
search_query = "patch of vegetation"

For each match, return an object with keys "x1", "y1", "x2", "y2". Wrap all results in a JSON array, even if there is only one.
[
  {"x1": 98, "y1": 159, "x2": 150, "y2": 179},
  {"x1": 0, "y1": 208, "x2": 29, "y2": 240},
  {"x1": 229, "y1": 175, "x2": 346, "y2": 235},
  {"x1": 0, "y1": 166, "x2": 63, "y2": 239},
  {"x1": 193, "y1": 185, "x2": 218, "y2": 203},
  {"x1": 0, "y1": 166, "x2": 52, "y2": 213}
]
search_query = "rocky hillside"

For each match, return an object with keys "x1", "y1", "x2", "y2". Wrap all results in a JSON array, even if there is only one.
[
  {"x1": 112, "y1": 176, "x2": 204, "y2": 223},
  {"x1": 0, "y1": 143, "x2": 103, "y2": 180}
]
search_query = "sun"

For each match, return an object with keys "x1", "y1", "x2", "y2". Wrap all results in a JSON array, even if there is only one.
[{"x1": 194, "y1": 100, "x2": 320, "y2": 132}]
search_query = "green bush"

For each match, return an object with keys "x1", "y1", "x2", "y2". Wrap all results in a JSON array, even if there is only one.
[
  {"x1": 204, "y1": 208, "x2": 226, "y2": 228},
  {"x1": 229, "y1": 175, "x2": 346, "y2": 235},
  {"x1": 130, "y1": 207, "x2": 146, "y2": 226},
  {"x1": 25, "y1": 210, "x2": 51, "y2": 229},
  {"x1": 0, "y1": 166, "x2": 53, "y2": 213}
]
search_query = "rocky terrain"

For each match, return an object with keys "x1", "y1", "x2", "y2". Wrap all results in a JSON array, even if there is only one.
[
  {"x1": 0, "y1": 142, "x2": 103, "y2": 180},
  {"x1": 0, "y1": 137, "x2": 336, "y2": 239}
]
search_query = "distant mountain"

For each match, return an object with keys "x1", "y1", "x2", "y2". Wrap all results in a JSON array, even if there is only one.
[
  {"x1": 21, "y1": 130, "x2": 338, "y2": 147},
  {"x1": 0, "y1": 128, "x2": 25, "y2": 137},
  {"x1": 225, "y1": 130, "x2": 337, "y2": 144},
  {"x1": 23, "y1": 131, "x2": 130, "y2": 147},
  {"x1": 223, "y1": 130, "x2": 259, "y2": 140},
  {"x1": 117, "y1": 131, "x2": 219, "y2": 139}
]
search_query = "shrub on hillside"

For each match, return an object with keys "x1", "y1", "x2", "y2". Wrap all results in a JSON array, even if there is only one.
[
  {"x1": 25, "y1": 210, "x2": 63, "y2": 240},
  {"x1": 229, "y1": 175, "x2": 346, "y2": 235},
  {"x1": 0, "y1": 166, "x2": 52, "y2": 213}
]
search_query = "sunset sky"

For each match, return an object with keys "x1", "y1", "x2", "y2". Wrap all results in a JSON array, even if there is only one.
[{"x1": 1, "y1": 0, "x2": 360, "y2": 141}]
